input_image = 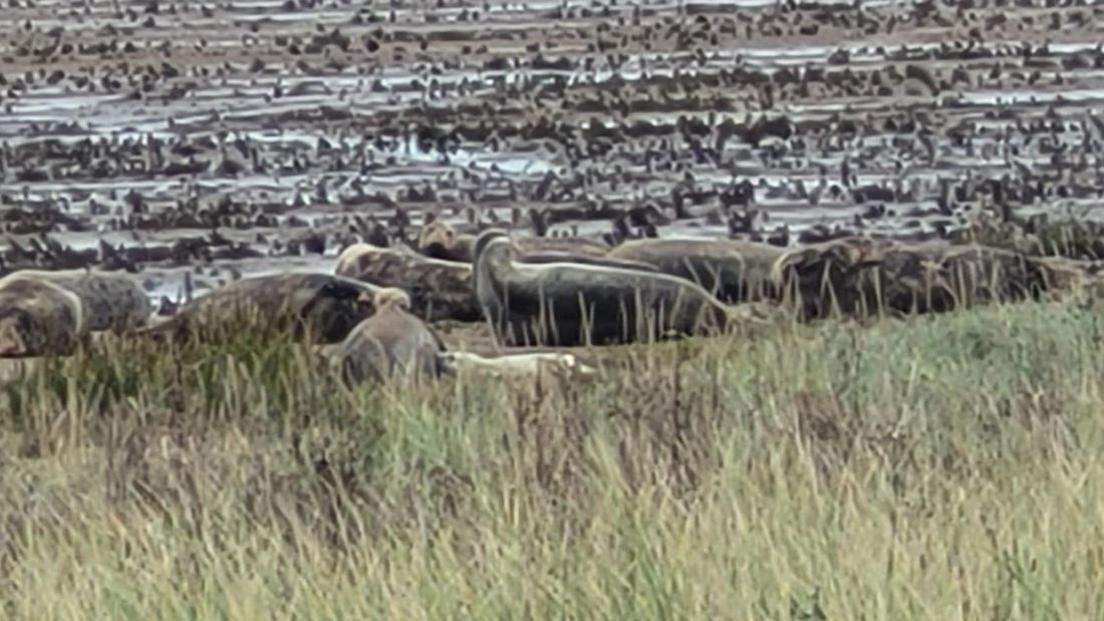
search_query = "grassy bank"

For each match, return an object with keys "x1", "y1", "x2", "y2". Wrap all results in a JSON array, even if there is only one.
[{"x1": 1, "y1": 302, "x2": 1104, "y2": 619}]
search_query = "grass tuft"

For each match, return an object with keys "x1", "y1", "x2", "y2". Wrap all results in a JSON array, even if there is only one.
[{"x1": 1, "y1": 301, "x2": 1104, "y2": 617}]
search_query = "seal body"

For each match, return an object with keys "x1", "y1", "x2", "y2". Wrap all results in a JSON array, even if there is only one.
[
  {"x1": 417, "y1": 220, "x2": 476, "y2": 263},
  {"x1": 473, "y1": 229, "x2": 743, "y2": 347},
  {"x1": 418, "y1": 220, "x2": 612, "y2": 263},
  {"x1": 332, "y1": 288, "x2": 446, "y2": 386},
  {"x1": 0, "y1": 269, "x2": 152, "y2": 332},
  {"x1": 862, "y1": 244, "x2": 1050, "y2": 315},
  {"x1": 438, "y1": 350, "x2": 596, "y2": 381},
  {"x1": 606, "y1": 238, "x2": 785, "y2": 303},
  {"x1": 0, "y1": 276, "x2": 84, "y2": 357},
  {"x1": 769, "y1": 236, "x2": 896, "y2": 320},
  {"x1": 773, "y1": 239, "x2": 1057, "y2": 319},
  {"x1": 334, "y1": 242, "x2": 480, "y2": 322},
  {"x1": 145, "y1": 272, "x2": 378, "y2": 344}
]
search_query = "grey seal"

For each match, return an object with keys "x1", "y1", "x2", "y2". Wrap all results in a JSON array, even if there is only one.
[
  {"x1": 473, "y1": 229, "x2": 766, "y2": 347},
  {"x1": 331, "y1": 287, "x2": 447, "y2": 386},
  {"x1": 606, "y1": 237, "x2": 786, "y2": 303},
  {"x1": 142, "y1": 272, "x2": 379, "y2": 344}
]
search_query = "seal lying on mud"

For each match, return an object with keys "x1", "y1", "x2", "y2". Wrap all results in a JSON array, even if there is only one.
[
  {"x1": 473, "y1": 229, "x2": 770, "y2": 347},
  {"x1": 141, "y1": 272, "x2": 379, "y2": 344},
  {"x1": 773, "y1": 238, "x2": 1073, "y2": 319},
  {"x1": 335, "y1": 242, "x2": 480, "y2": 322},
  {"x1": 769, "y1": 236, "x2": 897, "y2": 320},
  {"x1": 0, "y1": 269, "x2": 152, "y2": 357},
  {"x1": 606, "y1": 238, "x2": 785, "y2": 304},
  {"x1": 862, "y1": 244, "x2": 1064, "y2": 315},
  {"x1": 335, "y1": 241, "x2": 659, "y2": 323},
  {"x1": 418, "y1": 220, "x2": 612, "y2": 263},
  {"x1": 331, "y1": 287, "x2": 447, "y2": 386}
]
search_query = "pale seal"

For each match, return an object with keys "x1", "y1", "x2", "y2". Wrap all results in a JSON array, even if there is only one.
[
  {"x1": 472, "y1": 229, "x2": 764, "y2": 347},
  {"x1": 331, "y1": 287, "x2": 447, "y2": 386},
  {"x1": 335, "y1": 242, "x2": 658, "y2": 323},
  {"x1": 418, "y1": 220, "x2": 612, "y2": 263}
]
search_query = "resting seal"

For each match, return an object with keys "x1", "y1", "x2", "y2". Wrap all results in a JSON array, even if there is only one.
[
  {"x1": 769, "y1": 236, "x2": 896, "y2": 320},
  {"x1": 418, "y1": 220, "x2": 612, "y2": 263},
  {"x1": 331, "y1": 287, "x2": 447, "y2": 386},
  {"x1": 473, "y1": 229, "x2": 764, "y2": 347},
  {"x1": 774, "y1": 239, "x2": 1063, "y2": 319},
  {"x1": 142, "y1": 272, "x2": 379, "y2": 344},
  {"x1": 0, "y1": 269, "x2": 153, "y2": 357},
  {"x1": 606, "y1": 238, "x2": 785, "y2": 303},
  {"x1": 335, "y1": 242, "x2": 658, "y2": 323},
  {"x1": 438, "y1": 350, "x2": 597, "y2": 381},
  {"x1": 0, "y1": 276, "x2": 84, "y2": 357},
  {"x1": 861, "y1": 243, "x2": 1053, "y2": 315},
  {"x1": 335, "y1": 242, "x2": 480, "y2": 322}
]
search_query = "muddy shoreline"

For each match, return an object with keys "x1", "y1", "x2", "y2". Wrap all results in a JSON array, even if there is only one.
[{"x1": 3, "y1": 0, "x2": 1104, "y2": 305}]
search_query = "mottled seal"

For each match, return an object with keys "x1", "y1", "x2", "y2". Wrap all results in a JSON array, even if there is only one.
[
  {"x1": 0, "y1": 269, "x2": 153, "y2": 357},
  {"x1": 418, "y1": 219, "x2": 476, "y2": 263},
  {"x1": 0, "y1": 277, "x2": 84, "y2": 357},
  {"x1": 331, "y1": 287, "x2": 447, "y2": 386},
  {"x1": 418, "y1": 220, "x2": 612, "y2": 263},
  {"x1": 606, "y1": 237, "x2": 786, "y2": 304},
  {"x1": 473, "y1": 229, "x2": 765, "y2": 347},
  {"x1": 142, "y1": 272, "x2": 379, "y2": 344},
  {"x1": 769, "y1": 236, "x2": 897, "y2": 320},
  {"x1": 775, "y1": 239, "x2": 1060, "y2": 319},
  {"x1": 334, "y1": 242, "x2": 480, "y2": 322}
]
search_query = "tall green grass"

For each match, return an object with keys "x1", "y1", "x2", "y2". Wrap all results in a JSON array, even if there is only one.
[{"x1": 1, "y1": 301, "x2": 1104, "y2": 619}]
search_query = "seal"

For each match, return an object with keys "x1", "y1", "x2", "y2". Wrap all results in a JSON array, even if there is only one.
[
  {"x1": 774, "y1": 239, "x2": 1063, "y2": 319},
  {"x1": 605, "y1": 237, "x2": 786, "y2": 303},
  {"x1": 142, "y1": 272, "x2": 380, "y2": 344},
  {"x1": 331, "y1": 287, "x2": 447, "y2": 386},
  {"x1": 863, "y1": 243, "x2": 1054, "y2": 315},
  {"x1": 0, "y1": 276, "x2": 84, "y2": 357},
  {"x1": 769, "y1": 236, "x2": 896, "y2": 320},
  {"x1": 334, "y1": 242, "x2": 480, "y2": 322},
  {"x1": 0, "y1": 269, "x2": 152, "y2": 332},
  {"x1": 0, "y1": 269, "x2": 153, "y2": 357},
  {"x1": 418, "y1": 220, "x2": 612, "y2": 263},
  {"x1": 334, "y1": 242, "x2": 658, "y2": 323},
  {"x1": 472, "y1": 229, "x2": 764, "y2": 347},
  {"x1": 417, "y1": 219, "x2": 476, "y2": 262},
  {"x1": 438, "y1": 350, "x2": 597, "y2": 381}
]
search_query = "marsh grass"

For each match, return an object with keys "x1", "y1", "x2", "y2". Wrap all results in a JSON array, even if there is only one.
[{"x1": 1, "y1": 302, "x2": 1104, "y2": 618}]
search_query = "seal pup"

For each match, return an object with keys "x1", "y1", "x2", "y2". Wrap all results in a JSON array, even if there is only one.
[
  {"x1": 141, "y1": 272, "x2": 380, "y2": 344},
  {"x1": 769, "y1": 236, "x2": 898, "y2": 320},
  {"x1": 606, "y1": 238, "x2": 786, "y2": 304},
  {"x1": 331, "y1": 287, "x2": 447, "y2": 386},
  {"x1": 438, "y1": 350, "x2": 597, "y2": 382},
  {"x1": 335, "y1": 242, "x2": 480, "y2": 322},
  {"x1": 472, "y1": 229, "x2": 765, "y2": 347}
]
